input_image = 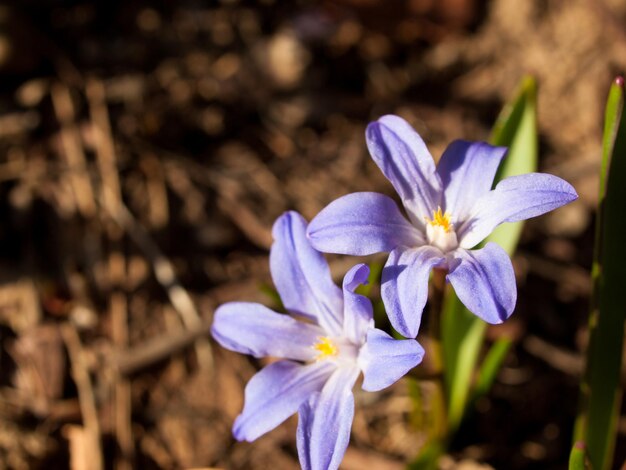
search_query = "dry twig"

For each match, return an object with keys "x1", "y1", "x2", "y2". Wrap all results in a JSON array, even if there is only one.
[
  {"x1": 61, "y1": 323, "x2": 104, "y2": 470},
  {"x1": 111, "y1": 319, "x2": 212, "y2": 377}
]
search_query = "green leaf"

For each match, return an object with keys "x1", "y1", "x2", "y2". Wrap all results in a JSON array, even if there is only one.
[
  {"x1": 574, "y1": 77, "x2": 626, "y2": 470},
  {"x1": 442, "y1": 76, "x2": 538, "y2": 432},
  {"x1": 441, "y1": 299, "x2": 487, "y2": 431},
  {"x1": 472, "y1": 338, "x2": 512, "y2": 401},
  {"x1": 489, "y1": 76, "x2": 538, "y2": 252},
  {"x1": 569, "y1": 442, "x2": 591, "y2": 470}
]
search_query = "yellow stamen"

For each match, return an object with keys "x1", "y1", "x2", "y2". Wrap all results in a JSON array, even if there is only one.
[
  {"x1": 313, "y1": 337, "x2": 338, "y2": 360},
  {"x1": 426, "y1": 207, "x2": 453, "y2": 233}
]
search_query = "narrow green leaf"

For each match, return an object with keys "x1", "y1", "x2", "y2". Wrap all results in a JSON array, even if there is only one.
[
  {"x1": 441, "y1": 300, "x2": 486, "y2": 431},
  {"x1": 472, "y1": 338, "x2": 512, "y2": 400},
  {"x1": 575, "y1": 77, "x2": 626, "y2": 470},
  {"x1": 489, "y1": 76, "x2": 538, "y2": 252},
  {"x1": 569, "y1": 442, "x2": 591, "y2": 470},
  {"x1": 442, "y1": 76, "x2": 538, "y2": 432}
]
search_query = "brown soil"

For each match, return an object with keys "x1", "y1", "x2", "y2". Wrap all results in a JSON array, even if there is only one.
[{"x1": 0, "y1": 0, "x2": 623, "y2": 469}]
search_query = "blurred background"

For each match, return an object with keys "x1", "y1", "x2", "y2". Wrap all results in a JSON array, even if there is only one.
[{"x1": 0, "y1": 0, "x2": 624, "y2": 468}]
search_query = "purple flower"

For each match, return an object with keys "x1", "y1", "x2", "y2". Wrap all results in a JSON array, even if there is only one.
[
  {"x1": 307, "y1": 115, "x2": 578, "y2": 338},
  {"x1": 212, "y1": 211, "x2": 424, "y2": 470}
]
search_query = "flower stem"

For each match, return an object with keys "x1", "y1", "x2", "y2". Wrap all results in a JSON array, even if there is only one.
[
  {"x1": 413, "y1": 268, "x2": 449, "y2": 460},
  {"x1": 428, "y1": 268, "x2": 448, "y2": 374}
]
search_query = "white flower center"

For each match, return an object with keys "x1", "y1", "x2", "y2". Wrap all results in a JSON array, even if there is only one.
[{"x1": 425, "y1": 207, "x2": 458, "y2": 252}]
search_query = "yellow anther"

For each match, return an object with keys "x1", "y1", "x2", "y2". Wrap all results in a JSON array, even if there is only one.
[
  {"x1": 426, "y1": 207, "x2": 453, "y2": 233},
  {"x1": 313, "y1": 337, "x2": 338, "y2": 360}
]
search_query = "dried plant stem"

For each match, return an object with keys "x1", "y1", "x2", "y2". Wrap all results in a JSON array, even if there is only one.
[
  {"x1": 87, "y1": 78, "x2": 122, "y2": 217},
  {"x1": 112, "y1": 319, "x2": 212, "y2": 376},
  {"x1": 61, "y1": 323, "x2": 104, "y2": 470},
  {"x1": 109, "y1": 271, "x2": 134, "y2": 470}
]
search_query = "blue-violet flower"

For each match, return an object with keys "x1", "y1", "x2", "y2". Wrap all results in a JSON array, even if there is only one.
[
  {"x1": 307, "y1": 115, "x2": 578, "y2": 338},
  {"x1": 211, "y1": 211, "x2": 424, "y2": 470}
]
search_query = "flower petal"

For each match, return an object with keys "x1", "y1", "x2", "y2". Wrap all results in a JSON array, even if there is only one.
[
  {"x1": 295, "y1": 392, "x2": 316, "y2": 470},
  {"x1": 211, "y1": 302, "x2": 325, "y2": 361},
  {"x1": 342, "y1": 264, "x2": 374, "y2": 345},
  {"x1": 381, "y1": 246, "x2": 445, "y2": 338},
  {"x1": 307, "y1": 192, "x2": 423, "y2": 256},
  {"x1": 234, "y1": 360, "x2": 333, "y2": 442},
  {"x1": 458, "y1": 173, "x2": 578, "y2": 248},
  {"x1": 366, "y1": 115, "x2": 441, "y2": 226},
  {"x1": 271, "y1": 211, "x2": 344, "y2": 335},
  {"x1": 436, "y1": 140, "x2": 507, "y2": 221},
  {"x1": 446, "y1": 243, "x2": 516, "y2": 324},
  {"x1": 358, "y1": 328, "x2": 425, "y2": 392},
  {"x1": 296, "y1": 366, "x2": 359, "y2": 470}
]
